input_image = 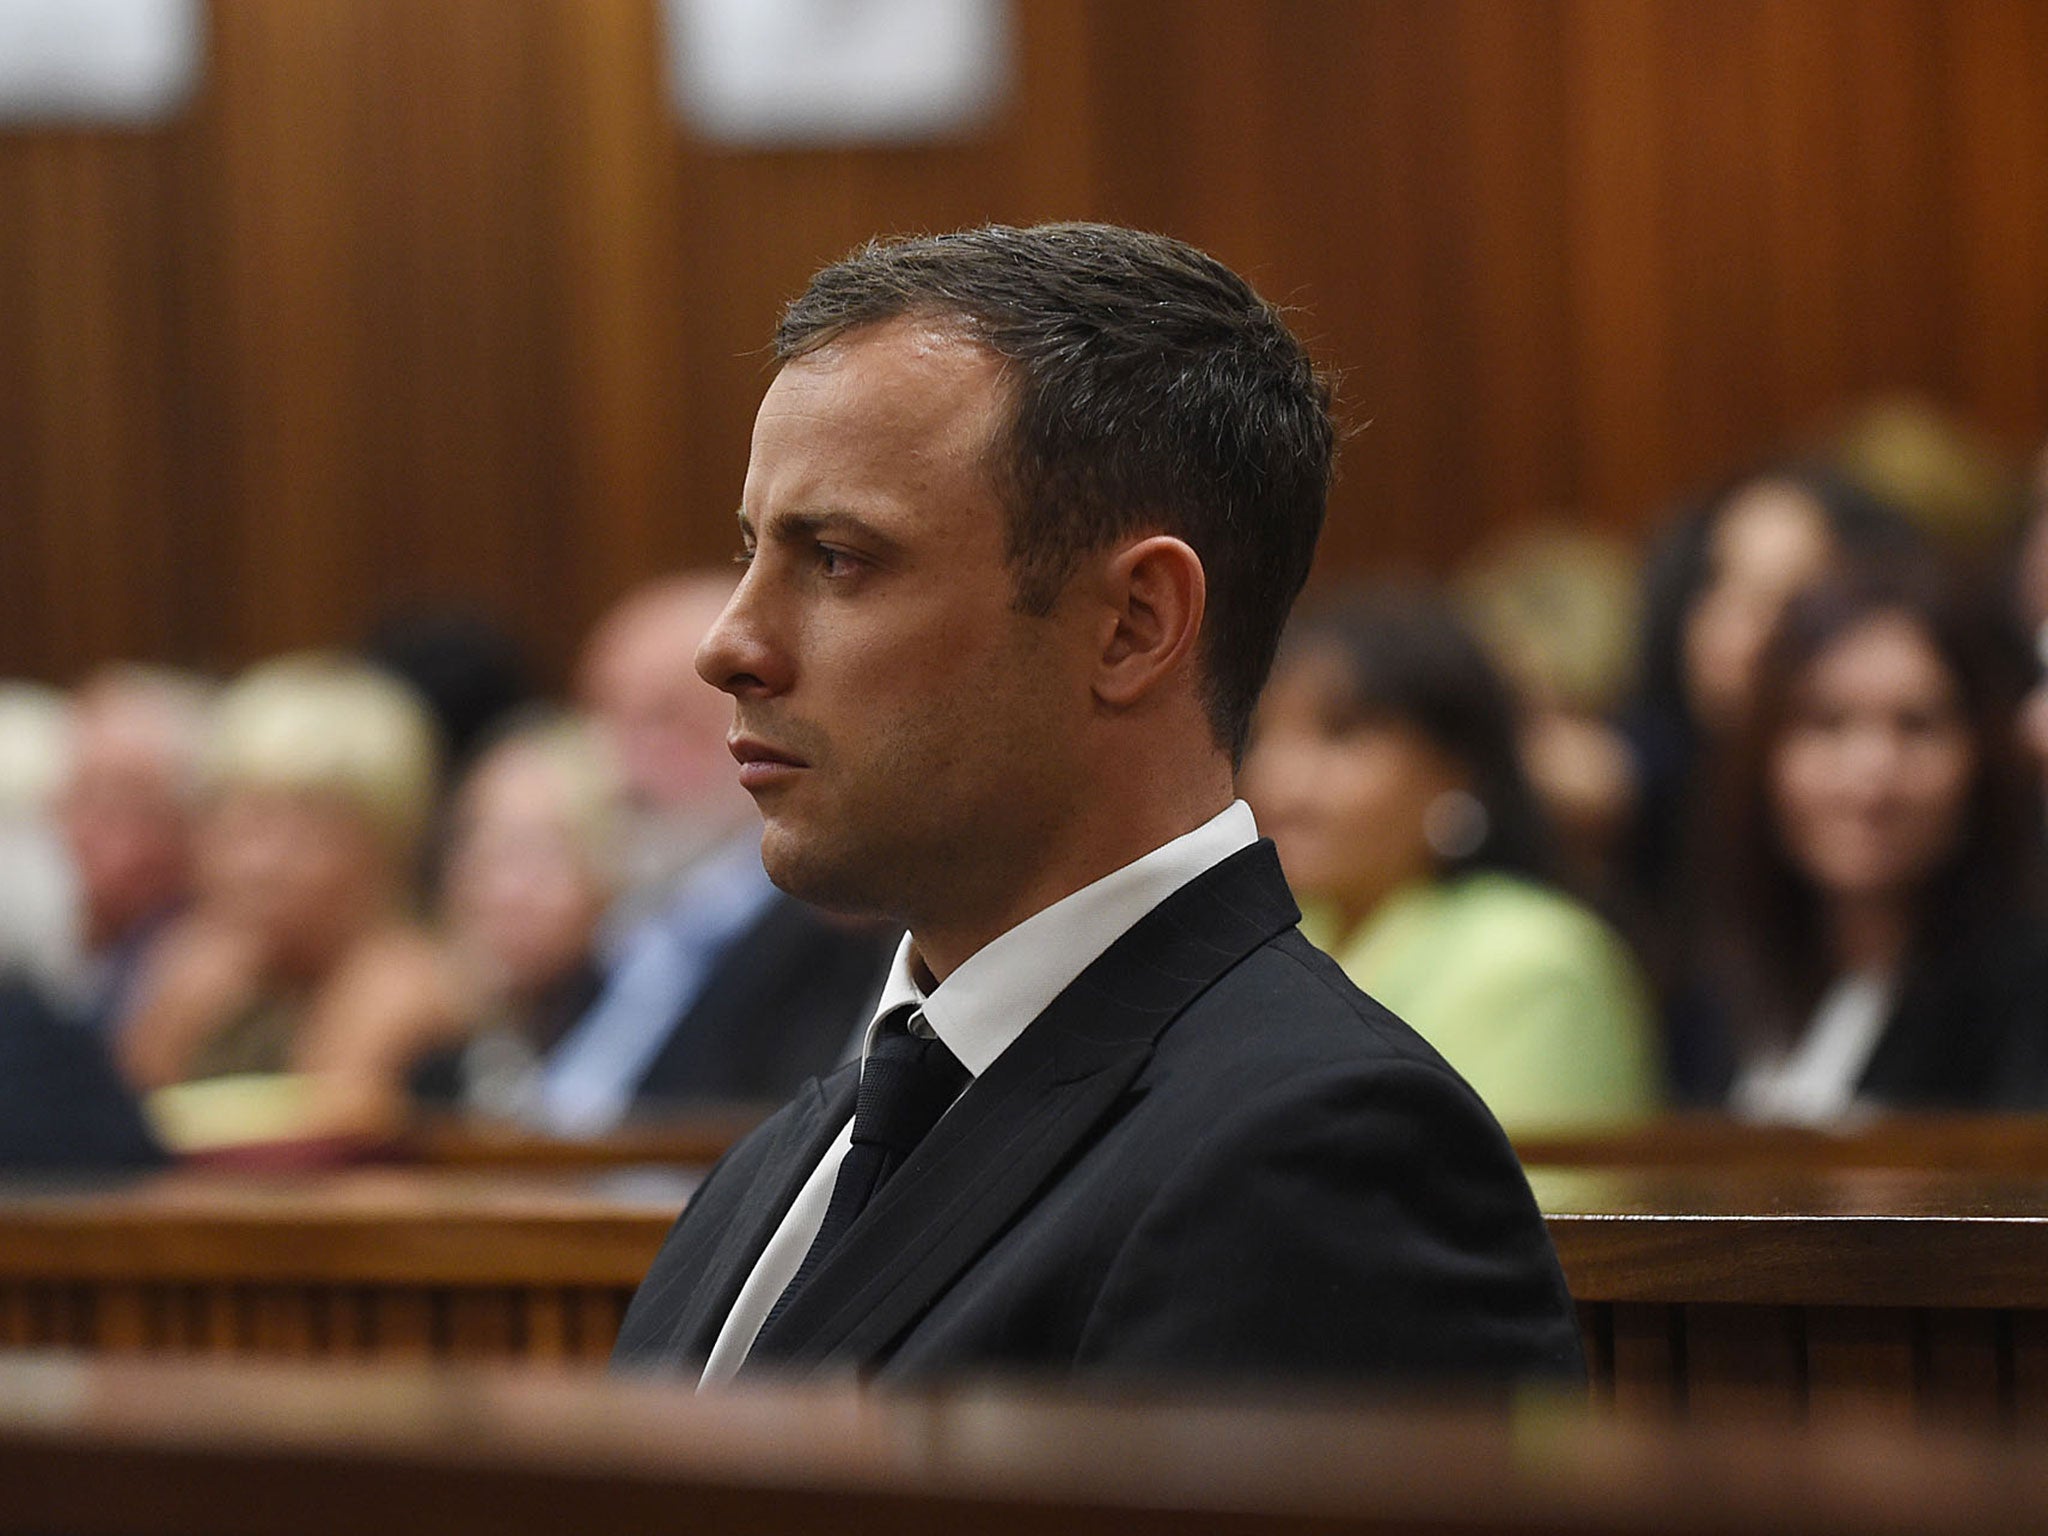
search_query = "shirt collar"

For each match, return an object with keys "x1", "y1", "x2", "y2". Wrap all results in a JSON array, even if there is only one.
[{"x1": 862, "y1": 800, "x2": 1258, "y2": 1078}]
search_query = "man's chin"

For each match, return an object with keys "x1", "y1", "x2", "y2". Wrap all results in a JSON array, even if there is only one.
[{"x1": 758, "y1": 822, "x2": 885, "y2": 919}]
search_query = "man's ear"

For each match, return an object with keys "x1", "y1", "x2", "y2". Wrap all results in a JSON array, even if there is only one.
[{"x1": 1093, "y1": 535, "x2": 1206, "y2": 709}]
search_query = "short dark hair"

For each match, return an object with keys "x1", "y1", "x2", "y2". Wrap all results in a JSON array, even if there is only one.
[{"x1": 776, "y1": 223, "x2": 1337, "y2": 764}]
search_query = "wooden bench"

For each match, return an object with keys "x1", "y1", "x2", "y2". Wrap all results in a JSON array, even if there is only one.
[
  {"x1": 1538, "y1": 1164, "x2": 2048, "y2": 1424},
  {"x1": 405, "y1": 1109, "x2": 2048, "y2": 1177},
  {"x1": 404, "y1": 1107, "x2": 768, "y2": 1171},
  {"x1": 0, "y1": 1169, "x2": 683, "y2": 1362},
  {"x1": 9, "y1": 1351, "x2": 2048, "y2": 1536},
  {"x1": 1516, "y1": 1113, "x2": 2048, "y2": 1171},
  {"x1": 12, "y1": 1157, "x2": 2048, "y2": 1427}
]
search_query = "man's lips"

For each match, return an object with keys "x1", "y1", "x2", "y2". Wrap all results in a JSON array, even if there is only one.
[{"x1": 729, "y1": 734, "x2": 809, "y2": 791}]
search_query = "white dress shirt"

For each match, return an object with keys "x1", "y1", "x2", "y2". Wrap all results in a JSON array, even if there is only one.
[
  {"x1": 1730, "y1": 970, "x2": 1894, "y2": 1126},
  {"x1": 698, "y1": 798, "x2": 1258, "y2": 1386}
]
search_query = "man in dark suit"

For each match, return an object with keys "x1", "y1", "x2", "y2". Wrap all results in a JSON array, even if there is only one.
[{"x1": 613, "y1": 224, "x2": 1582, "y2": 1387}]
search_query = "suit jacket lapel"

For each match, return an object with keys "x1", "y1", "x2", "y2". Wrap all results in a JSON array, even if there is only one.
[
  {"x1": 750, "y1": 840, "x2": 1300, "y2": 1369},
  {"x1": 653, "y1": 1065, "x2": 859, "y2": 1365}
]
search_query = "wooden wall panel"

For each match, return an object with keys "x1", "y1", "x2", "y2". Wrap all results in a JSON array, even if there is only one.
[{"x1": 3, "y1": 0, "x2": 2046, "y2": 686}]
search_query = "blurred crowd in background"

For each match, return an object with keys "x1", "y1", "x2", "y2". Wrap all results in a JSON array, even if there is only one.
[{"x1": 6, "y1": 398, "x2": 2048, "y2": 1168}]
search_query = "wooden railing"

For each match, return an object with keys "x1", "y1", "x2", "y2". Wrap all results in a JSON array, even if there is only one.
[
  {"x1": 0, "y1": 1169, "x2": 683, "y2": 1363},
  {"x1": 8, "y1": 1353, "x2": 2048, "y2": 1536},
  {"x1": 13, "y1": 1117, "x2": 2048, "y2": 1426},
  {"x1": 403, "y1": 1107, "x2": 769, "y2": 1171},
  {"x1": 399, "y1": 1109, "x2": 2048, "y2": 1177},
  {"x1": 1516, "y1": 1113, "x2": 2048, "y2": 1171},
  {"x1": 1535, "y1": 1164, "x2": 2048, "y2": 1424}
]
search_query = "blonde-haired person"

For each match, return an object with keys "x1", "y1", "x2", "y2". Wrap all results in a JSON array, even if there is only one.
[
  {"x1": 119, "y1": 654, "x2": 462, "y2": 1148},
  {"x1": 415, "y1": 711, "x2": 623, "y2": 1119}
]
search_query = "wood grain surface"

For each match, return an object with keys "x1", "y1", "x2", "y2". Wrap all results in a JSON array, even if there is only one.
[
  {"x1": 6, "y1": 1, "x2": 2046, "y2": 684},
  {"x1": 14, "y1": 1148, "x2": 2048, "y2": 1421},
  {"x1": 1516, "y1": 1114, "x2": 2048, "y2": 1172},
  {"x1": 12, "y1": 1352, "x2": 2048, "y2": 1536},
  {"x1": 0, "y1": 1169, "x2": 681, "y2": 1363}
]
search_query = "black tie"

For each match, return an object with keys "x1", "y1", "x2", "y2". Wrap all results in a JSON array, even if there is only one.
[{"x1": 759, "y1": 1009, "x2": 969, "y2": 1339}]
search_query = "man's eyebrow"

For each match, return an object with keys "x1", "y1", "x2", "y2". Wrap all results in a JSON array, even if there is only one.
[{"x1": 759, "y1": 507, "x2": 908, "y2": 559}]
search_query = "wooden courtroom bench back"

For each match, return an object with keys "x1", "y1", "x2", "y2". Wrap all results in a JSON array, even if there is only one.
[
  {"x1": 1536, "y1": 1165, "x2": 2048, "y2": 1427},
  {"x1": 14, "y1": 1153, "x2": 2048, "y2": 1429},
  {"x1": 12, "y1": 1354, "x2": 2048, "y2": 1536},
  {"x1": 1514, "y1": 1112, "x2": 2048, "y2": 1171},
  {"x1": 417, "y1": 1110, "x2": 2048, "y2": 1177},
  {"x1": 0, "y1": 1170, "x2": 682, "y2": 1364}
]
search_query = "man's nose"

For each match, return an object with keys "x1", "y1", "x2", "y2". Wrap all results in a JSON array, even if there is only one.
[{"x1": 694, "y1": 577, "x2": 783, "y2": 698}]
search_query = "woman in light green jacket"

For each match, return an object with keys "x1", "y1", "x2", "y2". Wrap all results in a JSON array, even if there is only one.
[{"x1": 1242, "y1": 587, "x2": 1662, "y2": 1134}]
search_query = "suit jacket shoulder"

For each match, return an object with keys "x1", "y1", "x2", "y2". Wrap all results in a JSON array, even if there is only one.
[
  {"x1": 1031, "y1": 929, "x2": 1584, "y2": 1383},
  {"x1": 614, "y1": 842, "x2": 1582, "y2": 1388}
]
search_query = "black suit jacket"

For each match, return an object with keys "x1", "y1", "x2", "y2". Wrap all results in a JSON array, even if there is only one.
[
  {"x1": 0, "y1": 974, "x2": 167, "y2": 1172},
  {"x1": 612, "y1": 842, "x2": 1584, "y2": 1386},
  {"x1": 1668, "y1": 917, "x2": 2048, "y2": 1110}
]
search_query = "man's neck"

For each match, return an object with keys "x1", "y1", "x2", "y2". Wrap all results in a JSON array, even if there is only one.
[{"x1": 911, "y1": 780, "x2": 1236, "y2": 981}]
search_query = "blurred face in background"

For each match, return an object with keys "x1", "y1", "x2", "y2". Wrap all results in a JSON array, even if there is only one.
[
  {"x1": 441, "y1": 739, "x2": 610, "y2": 1001},
  {"x1": 1771, "y1": 612, "x2": 1976, "y2": 909},
  {"x1": 58, "y1": 686, "x2": 201, "y2": 950},
  {"x1": 1242, "y1": 645, "x2": 1465, "y2": 933},
  {"x1": 196, "y1": 787, "x2": 392, "y2": 981},
  {"x1": 580, "y1": 577, "x2": 754, "y2": 891},
  {"x1": 1685, "y1": 481, "x2": 1836, "y2": 734}
]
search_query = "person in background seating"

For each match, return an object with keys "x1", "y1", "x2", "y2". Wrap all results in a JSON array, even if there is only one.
[
  {"x1": 0, "y1": 683, "x2": 79, "y2": 999},
  {"x1": 1243, "y1": 586, "x2": 1661, "y2": 1134},
  {"x1": 1455, "y1": 526, "x2": 1642, "y2": 897},
  {"x1": 1616, "y1": 460, "x2": 1922, "y2": 999},
  {"x1": 2007, "y1": 439, "x2": 2048, "y2": 793},
  {"x1": 411, "y1": 711, "x2": 620, "y2": 1119},
  {"x1": 1683, "y1": 562, "x2": 2044, "y2": 1119},
  {"x1": 55, "y1": 666, "x2": 216, "y2": 1035},
  {"x1": 363, "y1": 605, "x2": 537, "y2": 897},
  {"x1": 117, "y1": 655, "x2": 462, "y2": 1149},
  {"x1": 579, "y1": 575, "x2": 761, "y2": 924},
  {"x1": 363, "y1": 605, "x2": 535, "y2": 785},
  {"x1": 0, "y1": 974, "x2": 165, "y2": 1171},
  {"x1": 531, "y1": 576, "x2": 896, "y2": 1136}
]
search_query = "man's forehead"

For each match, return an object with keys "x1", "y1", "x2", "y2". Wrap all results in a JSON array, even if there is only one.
[
  {"x1": 766, "y1": 317, "x2": 1007, "y2": 425},
  {"x1": 747, "y1": 325, "x2": 1009, "y2": 527},
  {"x1": 785, "y1": 309, "x2": 990, "y2": 368}
]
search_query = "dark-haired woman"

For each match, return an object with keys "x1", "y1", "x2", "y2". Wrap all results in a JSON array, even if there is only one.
[
  {"x1": 1243, "y1": 588, "x2": 1661, "y2": 1133},
  {"x1": 1680, "y1": 563, "x2": 2047, "y2": 1118},
  {"x1": 1618, "y1": 463, "x2": 1922, "y2": 976}
]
